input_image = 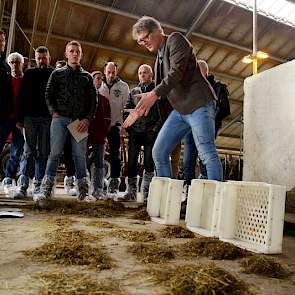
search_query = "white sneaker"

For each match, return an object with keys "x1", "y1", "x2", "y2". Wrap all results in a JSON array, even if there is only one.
[
  {"x1": 77, "y1": 194, "x2": 96, "y2": 202},
  {"x1": 92, "y1": 189, "x2": 107, "y2": 200},
  {"x1": 64, "y1": 176, "x2": 77, "y2": 196},
  {"x1": 2, "y1": 177, "x2": 15, "y2": 194}
]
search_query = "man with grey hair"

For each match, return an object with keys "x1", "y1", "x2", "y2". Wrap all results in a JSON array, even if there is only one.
[
  {"x1": 124, "y1": 16, "x2": 223, "y2": 181},
  {"x1": 99, "y1": 61, "x2": 129, "y2": 196},
  {"x1": 0, "y1": 52, "x2": 25, "y2": 192}
]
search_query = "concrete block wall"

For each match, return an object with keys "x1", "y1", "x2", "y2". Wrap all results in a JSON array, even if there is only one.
[{"x1": 243, "y1": 59, "x2": 295, "y2": 190}]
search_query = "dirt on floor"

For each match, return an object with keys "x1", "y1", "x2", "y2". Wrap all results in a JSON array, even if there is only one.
[{"x1": 0, "y1": 196, "x2": 295, "y2": 295}]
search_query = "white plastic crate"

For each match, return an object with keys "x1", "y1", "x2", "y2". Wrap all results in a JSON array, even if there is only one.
[
  {"x1": 219, "y1": 181, "x2": 286, "y2": 254},
  {"x1": 185, "y1": 179, "x2": 223, "y2": 237},
  {"x1": 147, "y1": 177, "x2": 183, "y2": 225}
]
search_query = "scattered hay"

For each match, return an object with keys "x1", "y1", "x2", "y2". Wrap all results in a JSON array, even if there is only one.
[
  {"x1": 177, "y1": 237, "x2": 249, "y2": 260},
  {"x1": 34, "y1": 272, "x2": 124, "y2": 295},
  {"x1": 49, "y1": 217, "x2": 77, "y2": 227},
  {"x1": 128, "y1": 242, "x2": 174, "y2": 264},
  {"x1": 132, "y1": 207, "x2": 150, "y2": 221},
  {"x1": 114, "y1": 229, "x2": 156, "y2": 242},
  {"x1": 24, "y1": 241, "x2": 113, "y2": 270},
  {"x1": 241, "y1": 256, "x2": 289, "y2": 278},
  {"x1": 47, "y1": 228, "x2": 100, "y2": 243},
  {"x1": 160, "y1": 226, "x2": 195, "y2": 239},
  {"x1": 146, "y1": 263, "x2": 249, "y2": 295},
  {"x1": 85, "y1": 220, "x2": 120, "y2": 229},
  {"x1": 131, "y1": 221, "x2": 146, "y2": 225},
  {"x1": 145, "y1": 264, "x2": 198, "y2": 284},
  {"x1": 25, "y1": 228, "x2": 112, "y2": 270},
  {"x1": 35, "y1": 199, "x2": 125, "y2": 218}
]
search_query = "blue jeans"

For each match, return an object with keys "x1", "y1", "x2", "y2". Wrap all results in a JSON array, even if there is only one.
[
  {"x1": 183, "y1": 131, "x2": 208, "y2": 183},
  {"x1": 45, "y1": 116, "x2": 88, "y2": 179},
  {"x1": 153, "y1": 100, "x2": 223, "y2": 181},
  {"x1": 20, "y1": 116, "x2": 51, "y2": 182},
  {"x1": 92, "y1": 143, "x2": 105, "y2": 190},
  {"x1": 0, "y1": 118, "x2": 24, "y2": 179},
  {"x1": 183, "y1": 131, "x2": 198, "y2": 184}
]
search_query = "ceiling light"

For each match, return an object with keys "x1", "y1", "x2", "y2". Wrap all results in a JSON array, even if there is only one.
[
  {"x1": 242, "y1": 55, "x2": 253, "y2": 64},
  {"x1": 257, "y1": 51, "x2": 269, "y2": 59}
]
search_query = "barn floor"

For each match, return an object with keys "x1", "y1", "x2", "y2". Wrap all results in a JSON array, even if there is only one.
[{"x1": 0, "y1": 190, "x2": 295, "y2": 295}]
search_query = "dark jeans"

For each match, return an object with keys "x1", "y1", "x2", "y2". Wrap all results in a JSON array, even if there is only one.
[
  {"x1": 62, "y1": 134, "x2": 76, "y2": 177},
  {"x1": 93, "y1": 143, "x2": 105, "y2": 190},
  {"x1": 127, "y1": 131, "x2": 157, "y2": 178},
  {"x1": 0, "y1": 118, "x2": 24, "y2": 178},
  {"x1": 107, "y1": 126, "x2": 121, "y2": 178},
  {"x1": 20, "y1": 116, "x2": 51, "y2": 182}
]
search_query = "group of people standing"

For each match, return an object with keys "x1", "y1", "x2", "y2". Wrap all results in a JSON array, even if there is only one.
[{"x1": 0, "y1": 15, "x2": 224, "y2": 207}]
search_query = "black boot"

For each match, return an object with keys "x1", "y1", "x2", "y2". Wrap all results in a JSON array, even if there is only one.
[
  {"x1": 117, "y1": 177, "x2": 137, "y2": 202},
  {"x1": 77, "y1": 177, "x2": 96, "y2": 202}
]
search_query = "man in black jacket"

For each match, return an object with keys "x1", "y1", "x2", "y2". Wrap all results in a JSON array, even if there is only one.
[
  {"x1": 38, "y1": 40, "x2": 97, "y2": 206},
  {"x1": 119, "y1": 64, "x2": 160, "y2": 202},
  {"x1": 13, "y1": 46, "x2": 53, "y2": 199},
  {"x1": 0, "y1": 30, "x2": 13, "y2": 151},
  {"x1": 0, "y1": 30, "x2": 12, "y2": 122}
]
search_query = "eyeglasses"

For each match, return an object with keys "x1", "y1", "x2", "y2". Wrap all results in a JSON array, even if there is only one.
[{"x1": 137, "y1": 31, "x2": 151, "y2": 45}]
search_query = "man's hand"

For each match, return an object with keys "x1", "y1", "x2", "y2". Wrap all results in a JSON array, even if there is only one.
[
  {"x1": 122, "y1": 109, "x2": 141, "y2": 128},
  {"x1": 52, "y1": 112, "x2": 60, "y2": 118},
  {"x1": 77, "y1": 119, "x2": 90, "y2": 133},
  {"x1": 16, "y1": 122, "x2": 23, "y2": 131},
  {"x1": 135, "y1": 90, "x2": 159, "y2": 116}
]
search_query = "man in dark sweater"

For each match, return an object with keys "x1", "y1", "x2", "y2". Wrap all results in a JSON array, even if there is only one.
[
  {"x1": 1, "y1": 52, "x2": 25, "y2": 192},
  {"x1": 88, "y1": 71, "x2": 111, "y2": 200},
  {"x1": 119, "y1": 64, "x2": 161, "y2": 202},
  {"x1": 13, "y1": 46, "x2": 53, "y2": 199},
  {"x1": 38, "y1": 40, "x2": 97, "y2": 206}
]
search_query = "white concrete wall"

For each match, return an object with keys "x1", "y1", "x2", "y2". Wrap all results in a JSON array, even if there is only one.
[{"x1": 243, "y1": 59, "x2": 295, "y2": 190}]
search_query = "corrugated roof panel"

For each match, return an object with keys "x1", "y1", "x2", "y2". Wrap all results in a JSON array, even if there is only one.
[
  {"x1": 223, "y1": 0, "x2": 295, "y2": 28},
  {"x1": 207, "y1": 48, "x2": 230, "y2": 68},
  {"x1": 214, "y1": 52, "x2": 243, "y2": 73},
  {"x1": 196, "y1": 44, "x2": 219, "y2": 61}
]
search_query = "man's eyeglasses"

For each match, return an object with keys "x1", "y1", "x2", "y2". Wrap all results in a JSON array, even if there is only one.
[{"x1": 137, "y1": 31, "x2": 151, "y2": 45}]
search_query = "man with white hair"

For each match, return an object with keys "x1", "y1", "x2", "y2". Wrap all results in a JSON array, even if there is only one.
[{"x1": 1, "y1": 51, "x2": 25, "y2": 192}]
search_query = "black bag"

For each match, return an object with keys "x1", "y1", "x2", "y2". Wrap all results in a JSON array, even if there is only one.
[{"x1": 214, "y1": 81, "x2": 231, "y2": 121}]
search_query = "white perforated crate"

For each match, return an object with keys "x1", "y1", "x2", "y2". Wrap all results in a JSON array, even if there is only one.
[
  {"x1": 185, "y1": 179, "x2": 223, "y2": 237},
  {"x1": 147, "y1": 177, "x2": 183, "y2": 225},
  {"x1": 219, "y1": 181, "x2": 286, "y2": 254}
]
